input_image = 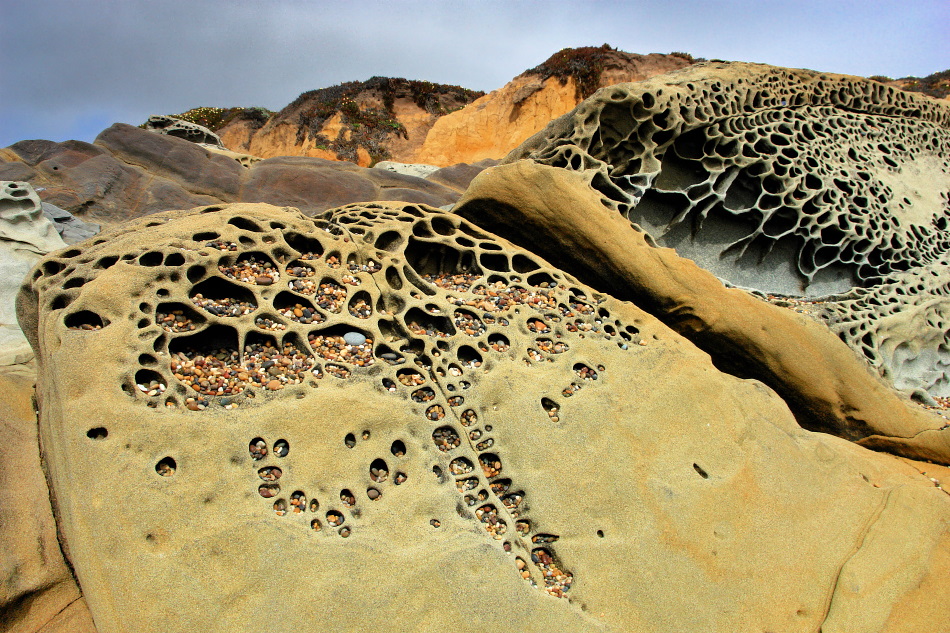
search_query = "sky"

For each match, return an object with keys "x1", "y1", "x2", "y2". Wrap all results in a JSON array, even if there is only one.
[{"x1": 0, "y1": 0, "x2": 947, "y2": 149}]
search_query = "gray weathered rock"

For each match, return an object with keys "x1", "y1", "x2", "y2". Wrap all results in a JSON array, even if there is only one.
[
  {"x1": 42, "y1": 201, "x2": 100, "y2": 244},
  {"x1": 0, "y1": 181, "x2": 65, "y2": 365},
  {"x1": 373, "y1": 160, "x2": 441, "y2": 179}
]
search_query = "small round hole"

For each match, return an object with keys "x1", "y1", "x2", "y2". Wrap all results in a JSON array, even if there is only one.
[
  {"x1": 155, "y1": 456, "x2": 176, "y2": 476},
  {"x1": 86, "y1": 427, "x2": 108, "y2": 440}
]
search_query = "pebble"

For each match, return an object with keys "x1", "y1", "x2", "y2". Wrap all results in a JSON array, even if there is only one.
[
  {"x1": 309, "y1": 334, "x2": 374, "y2": 368},
  {"x1": 432, "y1": 427, "x2": 461, "y2": 452},
  {"x1": 157, "y1": 309, "x2": 197, "y2": 333},
  {"x1": 343, "y1": 331, "x2": 367, "y2": 346}
]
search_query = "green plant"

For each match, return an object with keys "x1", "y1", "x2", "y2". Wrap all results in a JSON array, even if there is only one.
[
  {"x1": 289, "y1": 76, "x2": 483, "y2": 162},
  {"x1": 525, "y1": 44, "x2": 618, "y2": 100}
]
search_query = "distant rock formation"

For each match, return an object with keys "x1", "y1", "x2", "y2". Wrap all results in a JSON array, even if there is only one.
[
  {"x1": 413, "y1": 46, "x2": 696, "y2": 166},
  {"x1": 0, "y1": 123, "x2": 487, "y2": 226},
  {"x1": 16, "y1": 201, "x2": 950, "y2": 632},
  {"x1": 216, "y1": 77, "x2": 484, "y2": 166}
]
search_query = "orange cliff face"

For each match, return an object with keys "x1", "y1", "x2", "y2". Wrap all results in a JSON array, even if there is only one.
[
  {"x1": 214, "y1": 50, "x2": 696, "y2": 168},
  {"x1": 412, "y1": 50, "x2": 696, "y2": 166},
  {"x1": 216, "y1": 78, "x2": 484, "y2": 167}
]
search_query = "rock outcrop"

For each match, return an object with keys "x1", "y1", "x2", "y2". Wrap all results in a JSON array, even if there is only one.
[
  {"x1": 0, "y1": 123, "x2": 479, "y2": 226},
  {"x1": 412, "y1": 47, "x2": 695, "y2": 166},
  {"x1": 465, "y1": 61, "x2": 950, "y2": 405},
  {"x1": 216, "y1": 77, "x2": 484, "y2": 166},
  {"x1": 16, "y1": 202, "x2": 950, "y2": 632}
]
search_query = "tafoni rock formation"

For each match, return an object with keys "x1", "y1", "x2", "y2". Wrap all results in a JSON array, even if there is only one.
[
  {"x1": 15, "y1": 202, "x2": 950, "y2": 632},
  {"x1": 4, "y1": 55, "x2": 950, "y2": 633},
  {"x1": 460, "y1": 61, "x2": 950, "y2": 418}
]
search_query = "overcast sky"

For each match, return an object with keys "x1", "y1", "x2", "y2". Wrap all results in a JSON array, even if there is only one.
[{"x1": 1, "y1": 0, "x2": 947, "y2": 149}]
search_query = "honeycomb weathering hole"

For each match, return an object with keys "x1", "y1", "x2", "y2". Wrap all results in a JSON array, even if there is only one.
[
  {"x1": 404, "y1": 237, "x2": 479, "y2": 277},
  {"x1": 65, "y1": 310, "x2": 107, "y2": 331},
  {"x1": 190, "y1": 277, "x2": 257, "y2": 317}
]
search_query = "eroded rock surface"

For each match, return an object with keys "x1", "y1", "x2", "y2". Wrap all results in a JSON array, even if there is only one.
[
  {"x1": 17, "y1": 202, "x2": 950, "y2": 632},
  {"x1": 1, "y1": 182, "x2": 65, "y2": 366},
  {"x1": 144, "y1": 115, "x2": 224, "y2": 148},
  {"x1": 489, "y1": 61, "x2": 950, "y2": 400}
]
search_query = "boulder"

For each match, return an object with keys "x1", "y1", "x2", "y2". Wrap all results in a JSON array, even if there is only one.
[
  {"x1": 476, "y1": 61, "x2": 950, "y2": 402},
  {"x1": 144, "y1": 115, "x2": 224, "y2": 147},
  {"x1": 426, "y1": 159, "x2": 500, "y2": 193},
  {"x1": 16, "y1": 202, "x2": 950, "y2": 632}
]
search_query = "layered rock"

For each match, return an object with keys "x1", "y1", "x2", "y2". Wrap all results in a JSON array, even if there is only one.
[
  {"x1": 0, "y1": 123, "x2": 474, "y2": 226},
  {"x1": 412, "y1": 48, "x2": 695, "y2": 165},
  {"x1": 16, "y1": 202, "x2": 950, "y2": 632},
  {"x1": 470, "y1": 61, "x2": 950, "y2": 404}
]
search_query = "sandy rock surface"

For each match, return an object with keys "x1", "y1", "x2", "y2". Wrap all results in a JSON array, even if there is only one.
[
  {"x1": 0, "y1": 182, "x2": 66, "y2": 366},
  {"x1": 0, "y1": 366, "x2": 97, "y2": 633},
  {"x1": 15, "y1": 202, "x2": 950, "y2": 632}
]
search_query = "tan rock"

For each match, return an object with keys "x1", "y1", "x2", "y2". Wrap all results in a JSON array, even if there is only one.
[
  {"x1": 0, "y1": 366, "x2": 97, "y2": 633},
  {"x1": 455, "y1": 160, "x2": 950, "y2": 465},
  {"x1": 16, "y1": 202, "x2": 950, "y2": 632}
]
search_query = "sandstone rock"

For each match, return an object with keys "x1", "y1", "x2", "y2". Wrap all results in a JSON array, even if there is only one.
[
  {"x1": 425, "y1": 159, "x2": 500, "y2": 194},
  {"x1": 96, "y1": 123, "x2": 244, "y2": 200},
  {"x1": 455, "y1": 161, "x2": 950, "y2": 464},
  {"x1": 197, "y1": 144, "x2": 261, "y2": 168},
  {"x1": 0, "y1": 366, "x2": 98, "y2": 633},
  {"x1": 413, "y1": 49, "x2": 694, "y2": 166},
  {"x1": 4, "y1": 137, "x2": 220, "y2": 226},
  {"x1": 0, "y1": 182, "x2": 65, "y2": 366},
  {"x1": 144, "y1": 115, "x2": 225, "y2": 148},
  {"x1": 16, "y1": 202, "x2": 950, "y2": 632},
  {"x1": 487, "y1": 61, "x2": 950, "y2": 402}
]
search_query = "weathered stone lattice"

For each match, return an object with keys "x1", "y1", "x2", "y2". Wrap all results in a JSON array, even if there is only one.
[{"x1": 507, "y1": 62, "x2": 950, "y2": 397}]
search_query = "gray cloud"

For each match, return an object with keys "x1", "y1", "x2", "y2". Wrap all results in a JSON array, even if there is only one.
[{"x1": 1, "y1": 0, "x2": 946, "y2": 147}]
